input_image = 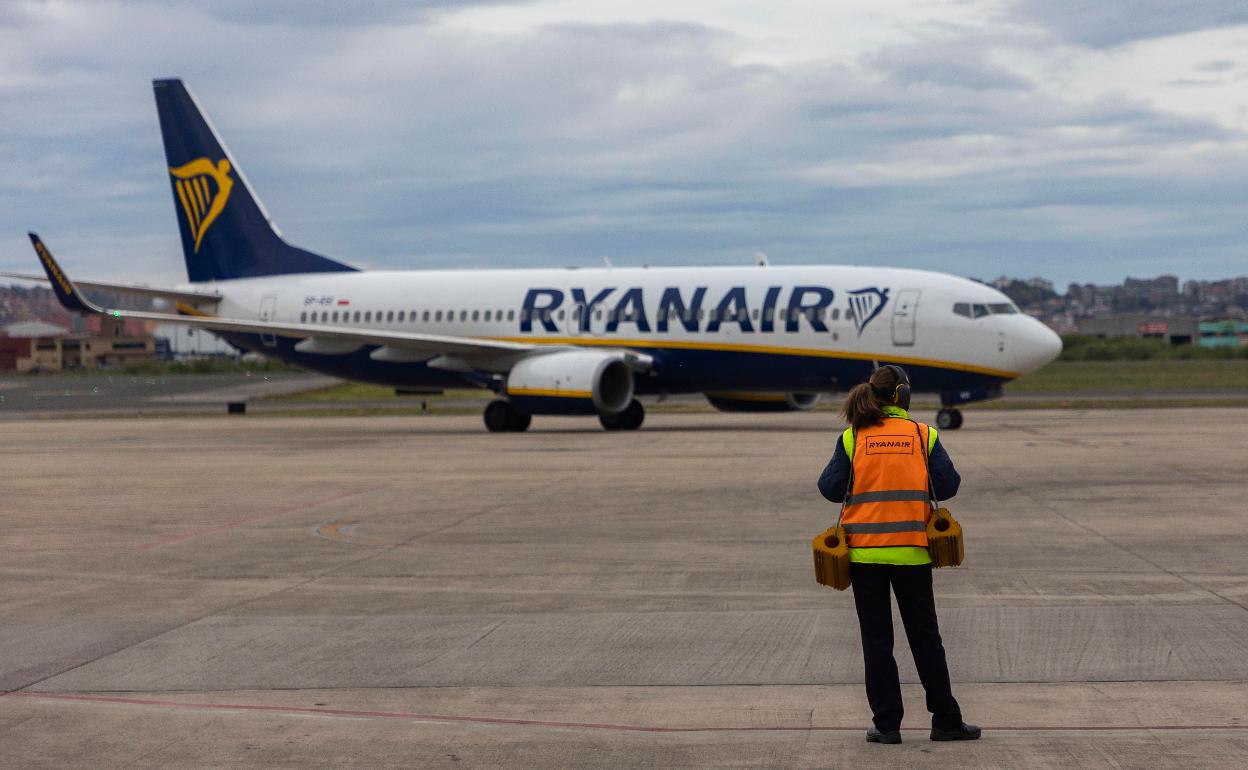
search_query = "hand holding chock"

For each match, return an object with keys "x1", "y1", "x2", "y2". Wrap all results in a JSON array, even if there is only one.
[
  {"x1": 927, "y1": 507, "x2": 964, "y2": 568},
  {"x1": 812, "y1": 526, "x2": 852, "y2": 590}
]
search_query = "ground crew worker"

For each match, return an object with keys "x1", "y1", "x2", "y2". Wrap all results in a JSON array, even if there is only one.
[{"x1": 817, "y1": 365, "x2": 981, "y2": 744}]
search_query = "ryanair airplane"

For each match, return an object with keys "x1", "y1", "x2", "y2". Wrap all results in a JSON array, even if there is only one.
[{"x1": 17, "y1": 79, "x2": 1062, "y2": 432}]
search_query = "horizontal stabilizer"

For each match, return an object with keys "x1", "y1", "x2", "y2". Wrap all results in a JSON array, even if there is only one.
[{"x1": 1, "y1": 269, "x2": 221, "y2": 306}]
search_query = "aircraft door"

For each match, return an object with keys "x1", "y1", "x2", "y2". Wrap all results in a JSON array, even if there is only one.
[
  {"x1": 891, "y1": 289, "x2": 920, "y2": 346},
  {"x1": 259, "y1": 294, "x2": 277, "y2": 347}
]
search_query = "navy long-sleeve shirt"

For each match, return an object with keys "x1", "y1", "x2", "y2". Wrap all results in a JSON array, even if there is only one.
[{"x1": 817, "y1": 423, "x2": 961, "y2": 504}]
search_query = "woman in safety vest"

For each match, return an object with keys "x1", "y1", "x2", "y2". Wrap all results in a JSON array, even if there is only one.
[{"x1": 817, "y1": 365, "x2": 981, "y2": 744}]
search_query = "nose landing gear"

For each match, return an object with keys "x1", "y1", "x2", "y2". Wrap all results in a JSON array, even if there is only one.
[{"x1": 935, "y1": 408, "x2": 963, "y2": 430}]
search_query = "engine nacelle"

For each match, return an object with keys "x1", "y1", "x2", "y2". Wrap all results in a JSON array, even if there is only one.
[
  {"x1": 705, "y1": 391, "x2": 821, "y2": 413},
  {"x1": 506, "y1": 350, "x2": 635, "y2": 416}
]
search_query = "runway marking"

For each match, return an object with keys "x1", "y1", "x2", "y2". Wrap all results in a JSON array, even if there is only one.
[
  {"x1": 6, "y1": 693, "x2": 1247, "y2": 734},
  {"x1": 312, "y1": 519, "x2": 387, "y2": 547},
  {"x1": 135, "y1": 486, "x2": 388, "y2": 551}
]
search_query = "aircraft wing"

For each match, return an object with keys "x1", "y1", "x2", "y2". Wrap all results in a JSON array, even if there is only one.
[
  {"x1": 0, "y1": 270, "x2": 222, "y2": 305},
  {"x1": 27, "y1": 232, "x2": 553, "y2": 367}
]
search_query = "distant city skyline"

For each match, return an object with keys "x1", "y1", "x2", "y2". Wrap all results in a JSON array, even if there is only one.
[{"x1": 3, "y1": 2, "x2": 1248, "y2": 288}]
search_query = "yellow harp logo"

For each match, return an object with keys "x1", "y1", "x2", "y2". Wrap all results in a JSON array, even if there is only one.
[{"x1": 169, "y1": 158, "x2": 234, "y2": 253}]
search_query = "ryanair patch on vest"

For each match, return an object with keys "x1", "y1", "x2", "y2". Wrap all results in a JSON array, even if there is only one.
[{"x1": 865, "y1": 435, "x2": 914, "y2": 455}]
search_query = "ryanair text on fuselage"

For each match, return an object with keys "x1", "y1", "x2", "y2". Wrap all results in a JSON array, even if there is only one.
[{"x1": 517, "y1": 285, "x2": 890, "y2": 335}]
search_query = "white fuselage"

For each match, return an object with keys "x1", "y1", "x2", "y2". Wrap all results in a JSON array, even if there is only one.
[{"x1": 187, "y1": 263, "x2": 1061, "y2": 393}]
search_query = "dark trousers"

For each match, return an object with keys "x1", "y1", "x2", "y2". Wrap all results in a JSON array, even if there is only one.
[{"x1": 849, "y1": 562, "x2": 961, "y2": 732}]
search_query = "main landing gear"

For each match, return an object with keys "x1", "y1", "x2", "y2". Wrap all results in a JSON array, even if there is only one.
[
  {"x1": 599, "y1": 399, "x2": 645, "y2": 431},
  {"x1": 484, "y1": 400, "x2": 532, "y2": 432},
  {"x1": 935, "y1": 408, "x2": 964, "y2": 430}
]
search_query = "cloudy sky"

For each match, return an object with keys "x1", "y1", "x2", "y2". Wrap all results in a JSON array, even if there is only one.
[{"x1": 2, "y1": 0, "x2": 1247, "y2": 288}]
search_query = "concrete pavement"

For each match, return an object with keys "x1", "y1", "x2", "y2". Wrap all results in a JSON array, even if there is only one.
[{"x1": 0, "y1": 409, "x2": 1245, "y2": 768}]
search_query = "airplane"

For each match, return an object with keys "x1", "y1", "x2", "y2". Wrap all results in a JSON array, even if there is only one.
[{"x1": 12, "y1": 78, "x2": 1062, "y2": 432}]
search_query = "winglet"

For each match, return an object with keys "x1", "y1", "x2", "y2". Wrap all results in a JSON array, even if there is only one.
[{"x1": 28, "y1": 233, "x2": 104, "y2": 315}]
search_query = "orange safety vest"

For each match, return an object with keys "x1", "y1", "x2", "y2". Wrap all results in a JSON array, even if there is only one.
[{"x1": 843, "y1": 417, "x2": 932, "y2": 548}]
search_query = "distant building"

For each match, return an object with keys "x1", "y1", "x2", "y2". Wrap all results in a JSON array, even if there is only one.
[
  {"x1": 1076, "y1": 314, "x2": 1198, "y2": 345},
  {"x1": 1198, "y1": 320, "x2": 1248, "y2": 348},
  {"x1": 0, "y1": 317, "x2": 156, "y2": 372}
]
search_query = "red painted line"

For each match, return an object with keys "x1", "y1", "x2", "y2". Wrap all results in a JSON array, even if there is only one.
[
  {"x1": 5, "y1": 693, "x2": 1246, "y2": 734},
  {"x1": 135, "y1": 486, "x2": 387, "y2": 551}
]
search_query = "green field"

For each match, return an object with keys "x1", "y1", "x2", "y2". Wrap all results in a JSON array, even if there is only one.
[
  {"x1": 1006, "y1": 359, "x2": 1248, "y2": 393},
  {"x1": 270, "y1": 382, "x2": 487, "y2": 403}
]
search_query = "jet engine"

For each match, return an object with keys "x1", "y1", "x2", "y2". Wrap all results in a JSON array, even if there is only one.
[
  {"x1": 705, "y1": 391, "x2": 821, "y2": 413},
  {"x1": 506, "y1": 350, "x2": 635, "y2": 415}
]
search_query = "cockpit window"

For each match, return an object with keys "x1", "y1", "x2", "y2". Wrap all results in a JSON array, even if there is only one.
[
  {"x1": 988, "y1": 303, "x2": 1019, "y2": 314},
  {"x1": 953, "y1": 303, "x2": 972, "y2": 318},
  {"x1": 972, "y1": 303, "x2": 989, "y2": 318}
]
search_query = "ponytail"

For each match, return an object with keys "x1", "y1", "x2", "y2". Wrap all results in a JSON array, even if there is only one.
[
  {"x1": 841, "y1": 366, "x2": 905, "y2": 431},
  {"x1": 841, "y1": 382, "x2": 885, "y2": 431}
]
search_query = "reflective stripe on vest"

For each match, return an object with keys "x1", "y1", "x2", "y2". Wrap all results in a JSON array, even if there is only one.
[
  {"x1": 843, "y1": 417, "x2": 932, "y2": 548},
  {"x1": 843, "y1": 520, "x2": 928, "y2": 534}
]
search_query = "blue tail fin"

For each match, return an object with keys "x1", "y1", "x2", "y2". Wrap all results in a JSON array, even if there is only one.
[{"x1": 153, "y1": 78, "x2": 356, "y2": 282}]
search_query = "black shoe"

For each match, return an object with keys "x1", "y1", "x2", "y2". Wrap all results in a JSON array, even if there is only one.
[
  {"x1": 930, "y1": 722, "x2": 981, "y2": 741},
  {"x1": 866, "y1": 727, "x2": 902, "y2": 744}
]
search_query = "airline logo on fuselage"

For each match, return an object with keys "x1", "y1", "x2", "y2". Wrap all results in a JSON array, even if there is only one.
[
  {"x1": 169, "y1": 158, "x2": 234, "y2": 253},
  {"x1": 847, "y1": 287, "x2": 889, "y2": 336},
  {"x1": 518, "y1": 285, "x2": 890, "y2": 336}
]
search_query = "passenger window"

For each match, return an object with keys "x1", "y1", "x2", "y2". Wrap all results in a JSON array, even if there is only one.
[
  {"x1": 364, "y1": 311, "x2": 372, "y2": 322},
  {"x1": 484, "y1": 310, "x2": 492, "y2": 322},
  {"x1": 300, "y1": 311, "x2": 307, "y2": 322},
  {"x1": 972, "y1": 304, "x2": 989, "y2": 318},
  {"x1": 832, "y1": 308, "x2": 840, "y2": 320},
  {"x1": 353, "y1": 311, "x2": 360, "y2": 322},
  {"x1": 507, "y1": 309, "x2": 515, "y2": 321},
  {"x1": 953, "y1": 303, "x2": 972, "y2": 318},
  {"x1": 321, "y1": 311, "x2": 329, "y2": 322},
  {"x1": 752, "y1": 308, "x2": 759, "y2": 320},
  {"x1": 331, "y1": 311, "x2": 339, "y2": 322},
  {"x1": 596, "y1": 309, "x2": 603, "y2": 321},
  {"x1": 556, "y1": 309, "x2": 564, "y2": 321},
  {"x1": 472, "y1": 309, "x2": 480, "y2": 321},
  {"x1": 423, "y1": 310, "x2": 430, "y2": 322},
  {"x1": 397, "y1": 311, "x2": 405, "y2": 322},
  {"x1": 460, "y1": 310, "x2": 468, "y2": 322},
  {"x1": 435, "y1": 310, "x2": 443, "y2": 322}
]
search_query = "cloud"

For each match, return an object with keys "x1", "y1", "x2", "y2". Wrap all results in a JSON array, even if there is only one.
[
  {"x1": 1013, "y1": 0, "x2": 1248, "y2": 47},
  {"x1": 0, "y1": 1, "x2": 1246, "y2": 288}
]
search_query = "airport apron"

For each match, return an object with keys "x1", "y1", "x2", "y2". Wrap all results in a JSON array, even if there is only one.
[{"x1": 843, "y1": 418, "x2": 931, "y2": 549}]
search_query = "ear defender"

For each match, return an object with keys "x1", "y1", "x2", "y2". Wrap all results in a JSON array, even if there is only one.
[{"x1": 885, "y1": 365, "x2": 911, "y2": 407}]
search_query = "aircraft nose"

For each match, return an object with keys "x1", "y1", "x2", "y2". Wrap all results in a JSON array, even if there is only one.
[{"x1": 1015, "y1": 317, "x2": 1063, "y2": 373}]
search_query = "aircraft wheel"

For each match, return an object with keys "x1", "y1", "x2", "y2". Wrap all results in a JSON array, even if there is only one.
[
  {"x1": 936, "y1": 408, "x2": 963, "y2": 430},
  {"x1": 598, "y1": 411, "x2": 623, "y2": 431},
  {"x1": 485, "y1": 400, "x2": 530, "y2": 432},
  {"x1": 617, "y1": 399, "x2": 645, "y2": 431}
]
